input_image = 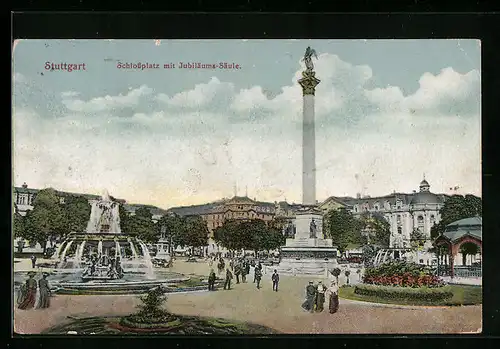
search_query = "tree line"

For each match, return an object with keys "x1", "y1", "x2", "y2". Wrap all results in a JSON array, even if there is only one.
[
  {"x1": 212, "y1": 219, "x2": 285, "y2": 256},
  {"x1": 13, "y1": 188, "x2": 284, "y2": 256},
  {"x1": 13, "y1": 188, "x2": 482, "y2": 260}
]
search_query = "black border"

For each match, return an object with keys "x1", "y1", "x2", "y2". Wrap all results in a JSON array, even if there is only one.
[{"x1": 8, "y1": 10, "x2": 500, "y2": 349}]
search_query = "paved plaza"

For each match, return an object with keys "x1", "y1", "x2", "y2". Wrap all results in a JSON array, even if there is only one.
[{"x1": 13, "y1": 258, "x2": 482, "y2": 334}]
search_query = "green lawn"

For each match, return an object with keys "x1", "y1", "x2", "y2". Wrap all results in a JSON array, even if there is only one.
[{"x1": 338, "y1": 284, "x2": 482, "y2": 306}]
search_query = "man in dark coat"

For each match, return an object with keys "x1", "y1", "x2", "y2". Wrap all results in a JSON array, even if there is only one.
[
  {"x1": 271, "y1": 269, "x2": 280, "y2": 292},
  {"x1": 234, "y1": 263, "x2": 241, "y2": 284},
  {"x1": 301, "y1": 281, "x2": 317, "y2": 313},
  {"x1": 224, "y1": 268, "x2": 233, "y2": 290},
  {"x1": 253, "y1": 261, "x2": 262, "y2": 283},
  {"x1": 244, "y1": 262, "x2": 250, "y2": 283},
  {"x1": 31, "y1": 255, "x2": 37, "y2": 269},
  {"x1": 208, "y1": 269, "x2": 216, "y2": 291},
  {"x1": 255, "y1": 267, "x2": 262, "y2": 289}
]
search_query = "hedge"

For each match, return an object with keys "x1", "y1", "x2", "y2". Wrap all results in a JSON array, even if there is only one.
[{"x1": 354, "y1": 284, "x2": 453, "y2": 302}]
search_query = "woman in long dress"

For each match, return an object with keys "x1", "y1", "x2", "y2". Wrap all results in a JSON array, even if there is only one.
[
  {"x1": 326, "y1": 280, "x2": 339, "y2": 314},
  {"x1": 36, "y1": 273, "x2": 51, "y2": 309},
  {"x1": 18, "y1": 271, "x2": 37, "y2": 310}
]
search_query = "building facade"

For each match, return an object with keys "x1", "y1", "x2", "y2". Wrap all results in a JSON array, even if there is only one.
[
  {"x1": 167, "y1": 196, "x2": 276, "y2": 236},
  {"x1": 319, "y1": 179, "x2": 447, "y2": 248},
  {"x1": 13, "y1": 183, "x2": 115, "y2": 216}
]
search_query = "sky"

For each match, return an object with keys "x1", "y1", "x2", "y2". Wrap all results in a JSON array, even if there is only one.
[{"x1": 12, "y1": 39, "x2": 481, "y2": 209}]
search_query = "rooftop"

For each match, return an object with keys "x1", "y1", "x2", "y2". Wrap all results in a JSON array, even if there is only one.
[{"x1": 441, "y1": 216, "x2": 482, "y2": 243}]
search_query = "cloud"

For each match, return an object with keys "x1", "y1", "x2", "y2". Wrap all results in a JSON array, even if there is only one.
[
  {"x1": 13, "y1": 52, "x2": 481, "y2": 208},
  {"x1": 62, "y1": 85, "x2": 153, "y2": 112},
  {"x1": 157, "y1": 77, "x2": 235, "y2": 109},
  {"x1": 61, "y1": 91, "x2": 80, "y2": 98},
  {"x1": 365, "y1": 67, "x2": 480, "y2": 116}
]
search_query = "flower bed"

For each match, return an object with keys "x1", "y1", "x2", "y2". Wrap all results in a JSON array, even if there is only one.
[
  {"x1": 363, "y1": 261, "x2": 445, "y2": 288},
  {"x1": 354, "y1": 284, "x2": 453, "y2": 302}
]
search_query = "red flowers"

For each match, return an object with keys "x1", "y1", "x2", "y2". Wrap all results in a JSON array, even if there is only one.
[
  {"x1": 363, "y1": 274, "x2": 443, "y2": 287},
  {"x1": 363, "y1": 261, "x2": 444, "y2": 288}
]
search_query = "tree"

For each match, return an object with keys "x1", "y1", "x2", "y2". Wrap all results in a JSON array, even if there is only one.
[
  {"x1": 410, "y1": 229, "x2": 425, "y2": 250},
  {"x1": 177, "y1": 216, "x2": 209, "y2": 255},
  {"x1": 246, "y1": 220, "x2": 285, "y2": 255},
  {"x1": 119, "y1": 204, "x2": 131, "y2": 232},
  {"x1": 325, "y1": 208, "x2": 364, "y2": 254},
  {"x1": 24, "y1": 189, "x2": 66, "y2": 252},
  {"x1": 268, "y1": 217, "x2": 288, "y2": 235},
  {"x1": 369, "y1": 213, "x2": 391, "y2": 248},
  {"x1": 61, "y1": 195, "x2": 91, "y2": 235},
  {"x1": 213, "y1": 219, "x2": 244, "y2": 252},
  {"x1": 214, "y1": 219, "x2": 285, "y2": 256},
  {"x1": 362, "y1": 244, "x2": 379, "y2": 268},
  {"x1": 157, "y1": 213, "x2": 185, "y2": 253},
  {"x1": 13, "y1": 204, "x2": 25, "y2": 239},
  {"x1": 260, "y1": 228, "x2": 286, "y2": 253},
  {"x1": 127, "y1": 208, "x2": 157, "y2": 243},
  {"x1": 430, "y1": 194, "x2": 482, "y2": 239}
]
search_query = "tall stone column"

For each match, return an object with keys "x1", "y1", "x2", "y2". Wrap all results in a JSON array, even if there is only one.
[{"x1": 298, "y1": 70, "x2": 321, "y2": 205}]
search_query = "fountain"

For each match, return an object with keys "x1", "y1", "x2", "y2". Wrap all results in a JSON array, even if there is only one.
[
  {"x1": 373, "y1": 248, "x2": 414, "y2": 266},
  {"x1": 41, "y1": 189, "x2": 188, "y2": 294}
]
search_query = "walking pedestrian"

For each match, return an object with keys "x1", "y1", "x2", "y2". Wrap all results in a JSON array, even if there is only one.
[
  {"x1": 301, "y1": 281, "x2": 317, "y2": 313},
  {"x1": 235, "y1": 263, "x2": 241, "y2": 284},
  {"x1": 30, "y1": 255, "x2": 37, "y2": 269},
  {"x1": 243, "y1": 262, "x2": 250, "y2": 283},
  {"x1": 326, "y1": 280, "x2": 339, "y2": 314},
  {"x1": 315, "y1": 281, "x2": 326, "y2": 312},
  {"x1": 208, "y1": 269, "x2": 216, "y2": 291},
  {"x1": 36, "y1": 272, "x2": 51, "y2": 308},
  {"x1": 224, "y1": 268, "x2": 233, "y2": 290},
  {"x1": 271, "y1": 269, "x2": 279, "y2": 292},
  {"x1": 255, "y1": 267, "x2": 262, "y2": 289},
  {"x1": 18, "y1": 271, "x2": 37, "y2": 310}
]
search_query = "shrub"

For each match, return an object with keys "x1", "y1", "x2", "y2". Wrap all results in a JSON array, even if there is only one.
[
  {"x1": 362, "y1": 261, "x2": 444, "y2": 288},
  {"x1": 354, "y1": 284, "x2": 453, "y2": 302},
  {"x1": 121, "y1": 286, "x2": 176, "y2": 325}
]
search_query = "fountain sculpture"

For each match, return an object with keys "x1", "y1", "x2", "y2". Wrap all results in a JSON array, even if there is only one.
[
  {"x1": 43, "y1": 190, "x2": 185, "y2": 294},
  {"x1": 54, "y1": 189, "x2": 154, "y2": 280}
]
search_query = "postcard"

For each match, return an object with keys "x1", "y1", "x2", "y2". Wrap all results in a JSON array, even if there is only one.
[{"x1": 12, "y1": 39, "x2": 481, "y2": 335}]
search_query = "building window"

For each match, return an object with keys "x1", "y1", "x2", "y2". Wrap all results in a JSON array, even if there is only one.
[
  {"x1": 430, "y1": 215, "x2": 435, "y2": 225},
  {"x1": 417, "y1": 215, "x2": 424, "y2": 231},
  {"x1": 374, "y1": 203, "x2": 379, "y2": 211},
  {"x1": 354, "y1": 205, "x2": 359, "y2": 213},
  {"x1": 396, "y1": 200, "x2": 402, "y2": 209},
  {"x1": 397, "y1": 226, "x2": 402, "y2": 234},
  {"x1": 397, "y1": 215, "x2": 401, "y2": 224}
]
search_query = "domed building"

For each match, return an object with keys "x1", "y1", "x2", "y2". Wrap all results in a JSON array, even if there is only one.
[
  {"x1": 320, "y1": 177, "x2": 448, "y2": 249},
  {"x1": 404, "y1": 179, "x2": 444, "y2": 248}
]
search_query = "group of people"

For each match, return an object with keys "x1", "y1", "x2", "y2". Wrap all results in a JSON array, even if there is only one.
[
  {"x1": 302, "y1": 280, "x2": 339, "y2": 314},
  {"x1": 208, "y1": 256, "x2": 271, "y2": 291},
  {"x1": 17, "y1": 271, "x2": 51, "y2": 310}
]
